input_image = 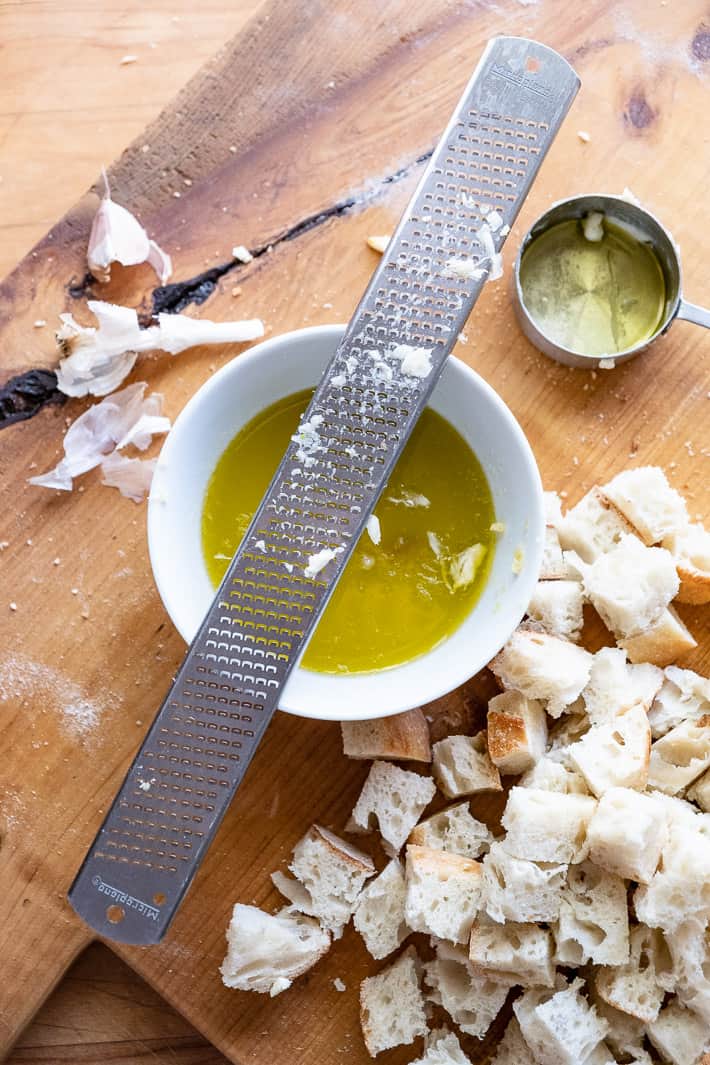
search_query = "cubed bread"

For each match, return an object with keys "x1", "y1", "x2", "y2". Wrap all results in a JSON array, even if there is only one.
[
  {"x1": 587, "y1": 787, "x2": 667, "y2": 883},
  {"x1": 577, "y1": 535, "x2": 679, "y2": 638},
  {"x1": 490, "y1": 1017, "x2": 536, "y2": 1065},
  {"x1": 568, "y1": 703, "x2": 651, "y2": 796},
  {"x1": 410, "y1": 1029, "x2": 471, "y2": 1065},
  {"x1": 645, "y1": 998, "x2": 710, "y2": 1065},
  {"x1": 482, "y1": 841, "x2": 567, "y2": 923},
  {"x1": 601, "y1": 466, "x2": 688, "y2": 546},
  {"x1": 634, "y1": 821, "x2": 710, "y2": 932},
  {"x1": 688, "y1": 769, "x2": 710, "y2": 811},
  {"x1": 648, "y1": 666, "x2": 710, "y2": 738},
  {"x1": 519, "y1": 755, "x2": 591, "y2": 795},
  {"x1": 469, "y1": 915, "x2": 555, "y2": 987},
  {"x1": 558, "y1": 486, "x2": 637, "y2": 562},
  {"x1": 665, "y1": 521, "x2": 710, "y2": 604},
  {"x1": 527, "y1": 579, "x2": 585, "y2": 641},
  {"x1": 583, "y1": 647, "x2": 663, "y2": 726},
  {"x1": 666, "y1": 918, "x2": 710, "y2": 1026},
  {"x1": 404, "y1": 845, "x2": 483, "y2": 944},
  {"x1": 432, "y1": 733, "x2": 501, "y2": 798},
  {"x1": 620, "y1": 606, "x2": 698, "y2": 667},
  {"x1": 220, "y1": 904, "x2": 331, "y2": 994},
  {"x1": 544, "y1": 490, "x2": 564, "y2": 528},
  {"x1": 554, "y1": 861, "x2": 629, "y2": 966},
  {"x1": 501, "y1": 787, "x2": 597, "y2": 864},
  {"x1": 271, "y1": 870, "x2": 319, "y2": 917},
  {"x1": 647, "y1": 715, "x2": 710, "y2": 795},
  {"x1": 540, "y1": 525, "x2": 573, "y2": 580},
  {"x1": 424, "y1": 939, "x2": 511, "y2": 1039},
  {"x1": 289, "y1": 824, "x2": 375, "y2": 935},
  {"x1": 487, "y1": 691, "x2": 548, "y2": 775},
  {"x1": 359, "y1": 946, "x2": 428, "y2": 1056},
  {"x1": 349, "y1": 760, "x2": 436, "y2": 856},
  {"x1": 409, "y1": 802, "x2": 494, "y2": 860},
  {"x1": 592, "y1": 997, "x2": 650, "y2": 1063},
  {"x1": 513, "y1": 976, "x2": 609, "y2": 1065},
  {"x1": 353, "y1": 858, "x2": 408, "y2": 960},
  {"x1": 490, "y1": 627, "x2": 593, "y2": 719},
  {"x1": 547, "y1": 704, "x2": 591, "y2": 756},
  {"x1": 341, "y1": 709, "x2": 431, "y2": 763}
]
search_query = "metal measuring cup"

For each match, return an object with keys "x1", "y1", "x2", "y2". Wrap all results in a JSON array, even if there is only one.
[{"x1": 512, "y1": 193, "x2": 710, "y2": 368}]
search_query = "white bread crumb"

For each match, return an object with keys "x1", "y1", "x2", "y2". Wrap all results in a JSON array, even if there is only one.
[
  {"x1": 501, "y1": 787, "x2": 597, "y2": 864},
  {"x1": 490, "y1": 627, "x2": 593, "y2": 719},
  {"x1": 404, "y1": 844, "x2": 483, "y2": 944},
  {"x1": 353, "y1": 858, "x2": 408, "y2": 960},
  {"x1": 425, "y1": 939, "x2": 511, "y2": 1038},
  {"x1": 432, "y1": 733, "x2": 501, "y2": 798},
  {"x1": 349, "y1": 760, "x2": 436, "y2": 856}
]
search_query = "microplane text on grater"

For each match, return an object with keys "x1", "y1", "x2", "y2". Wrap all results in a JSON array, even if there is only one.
[{"x1": 69, "y1": 37, "x2": 580, "y2": 945}]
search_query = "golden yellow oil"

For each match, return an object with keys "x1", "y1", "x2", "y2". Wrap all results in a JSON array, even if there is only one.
[
  {"x1": 201, "y1": 389, "x2": 495, "y2": 675},
  {"x1": 520, "y1": 216, "x2": 666, "y2": 356}
]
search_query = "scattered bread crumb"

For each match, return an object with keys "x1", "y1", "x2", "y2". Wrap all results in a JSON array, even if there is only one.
[{"x1": 366, "y1": 235, "x2": 390, "y2": 253}]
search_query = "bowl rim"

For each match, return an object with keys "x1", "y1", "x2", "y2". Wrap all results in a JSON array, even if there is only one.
[{"x1": 148, "y1": 324, "x2": 544, "y2": 721}]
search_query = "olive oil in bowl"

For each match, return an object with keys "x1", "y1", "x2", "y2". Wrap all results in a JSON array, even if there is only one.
[
  {"x1": 519, "y1": 215, "x2": 667, "y2": 357},
  {"x1": 202, "y1": 390, "x2": 495, "y2": 675}
]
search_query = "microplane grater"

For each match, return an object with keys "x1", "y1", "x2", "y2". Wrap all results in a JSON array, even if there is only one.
[{"x1": 69, "y1": 37, "x2": 579, "y2": 945}]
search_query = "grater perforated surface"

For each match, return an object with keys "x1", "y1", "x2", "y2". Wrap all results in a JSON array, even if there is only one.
[{"x1": 69, "y1": 36, "x2": 579, "y2": 944}]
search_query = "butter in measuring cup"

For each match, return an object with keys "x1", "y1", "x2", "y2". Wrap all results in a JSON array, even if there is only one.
[
  {"x1": 519, "y1": 212, "x2": 667, "y2": 357},
  {"x1": 201, "y1": 389, "x2": 496, "y2": 675}
]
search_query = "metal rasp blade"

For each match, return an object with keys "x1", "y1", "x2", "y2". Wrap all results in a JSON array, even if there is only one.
[{"x1": 69, "y1": 37, "x2": 579, "y2": 945}]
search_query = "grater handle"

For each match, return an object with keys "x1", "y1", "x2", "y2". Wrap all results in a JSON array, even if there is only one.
[{"x1": 69, "y1": 37, "x2": 579, "y2": 946}]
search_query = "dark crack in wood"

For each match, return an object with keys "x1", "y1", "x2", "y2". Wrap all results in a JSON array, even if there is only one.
[
  {"x1": 0, "y1": 369, "x2": 65, "y2": 429},
  {"x1": 152, "y1": 146, "x2": 434, "y2": 315}
]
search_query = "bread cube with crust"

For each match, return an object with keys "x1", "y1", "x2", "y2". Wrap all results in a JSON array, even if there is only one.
[
  {"x1": 645, "y1": 998, "x2": 710, "y2": 1065},
  {"x1": 469, "y1": 915, "x2": 555, "y2": 987},
  {"x1": 601, "y1": 466, "x2": 688, "y2": 546},
  {"x1": 404, "y1": 845, "x2": 483, "y2": 945},
  {"x1": 288, "y1": 824, "x2": 375, "y2": 936},
  {"x1": 409, "y1": 802, "x2": 493, "y2": 860},
  {"x1": 583, "y1": 647, "x2": 663, "y2": 726},
  {"x1": 568, "y1": 703, "x2": 651, "y2": 796},
  {"x1": 349, "y1": 760, "x2": 436, "y2": 856},
  {"x1": 432, "y1": 733, "x2": 501, "y2": 798},
  {"x1": 513, "y1": 976, "x2": 609, "y2": 1065},
  {"x1": 647, "y1": 715, "x2": 710, "y2": 795},
  {"x1": 665, "y1": 521, "x2": 710, "y2": 604},
  {"x1": 487, "y1": 690, "x2": 548, "y2": 775},
  {"x1": 527, "y1": 579, "x2": 585, "y2": 641},
  {"x1": 576, "y1": 535, "x2": 679, "y2": 639},
  {"x1": 482, "y1": 841, "x2": 567, "y2": 924},
  {"x1": 424, "y1": 939, "x2": 511, "y2": 1039},
  {"x1": 648, "y1": 666, "x2": 710, "y2": 738},
  {"x1": 587, "y1": 787, "x2": 667, "y2": 884},
  {"x1": 620, "y1": 606, "x2": 697, "y2": 668},
  {"x1": 501, "y1": 787, "x2": 597, "y2": 864},
  {"x1": 341, "y1": 709, "x2": 431, "y2": 763},
  {"x1": 558, "y1": 486, "x2": 637, "y2": 562},
  {"x1": 634, "y1": 821, "x2": 710, "y2": 932},
  {"x1": 490, "y1": 627, "x2": 593, "y2": 719}
]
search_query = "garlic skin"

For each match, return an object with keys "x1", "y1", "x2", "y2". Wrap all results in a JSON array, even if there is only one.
[
  {"x1": 87, "y1": 170, "x2": 172, "y2": 284},
  {"x1": 28, "y1": 382, "x2": 169, "y2": 493},
  {"x1": 101, "y1": 453, "x2": 157, "y2": 503},
  {"x1": 55, "y1": 300, "x2": 264, "y2": 398}
]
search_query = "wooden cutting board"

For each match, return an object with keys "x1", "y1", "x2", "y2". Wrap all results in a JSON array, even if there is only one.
[{"x1": 1, "y1": 1, "x2": 709, "y2": 1061}]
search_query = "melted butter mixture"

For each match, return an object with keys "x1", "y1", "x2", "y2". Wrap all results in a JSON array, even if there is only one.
[
  {"x1": 520, "y1": 216, "x2": 666, "y2": 356},
  {"x1": 202, "y1": 390, "x2": 495, "y2": 674}
]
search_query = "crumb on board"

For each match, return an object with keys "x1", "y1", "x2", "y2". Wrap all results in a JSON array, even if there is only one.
[
  {"x1": 366, "y1": 235, "x2": 390, "y2": 254},
  {"x1": 232, "y1": 245, "x2": 253, "y2": 263},
  {"x1": 577, "y1": 130, "x2": 591, "y2": 142},
  {"x1": 333, "y1": 977, "x2": 346, "y2": 992},
  {"x1": 599, "y1": 357, "x2": 616, "y2": 370}
]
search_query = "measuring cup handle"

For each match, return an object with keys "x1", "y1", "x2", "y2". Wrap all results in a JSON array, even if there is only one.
[{"x1": 677, "y1": 298, "x2": 710, "y2": 330}]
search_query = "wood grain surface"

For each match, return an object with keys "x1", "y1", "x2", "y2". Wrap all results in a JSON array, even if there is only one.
[{"x1": 1, "y1": 1, "x2": 709, "y2": 1063}]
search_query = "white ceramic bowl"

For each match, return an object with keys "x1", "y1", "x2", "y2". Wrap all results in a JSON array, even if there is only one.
[{"x1": 148, "y1": 325, "x2": 544, "y2": 721}]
